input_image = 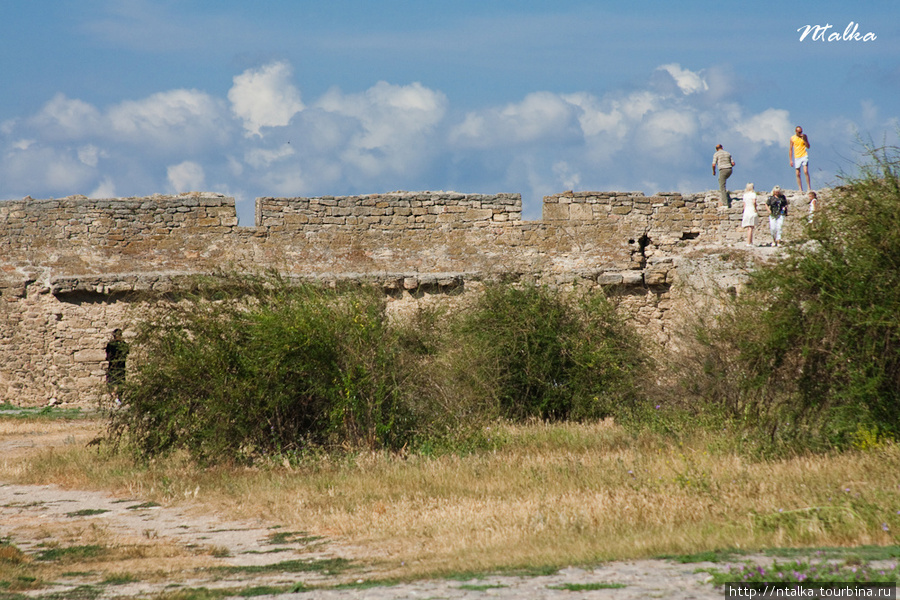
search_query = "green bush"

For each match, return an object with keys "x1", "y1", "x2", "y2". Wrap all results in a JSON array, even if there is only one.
[
  {"x1": 689, "y1": 146, "x2": 900, "y2": 448},
  {"x1": 109, "y1": 275, "x2": 423, "y2": 461},
  {"x1": 454, "y1": 283, "x2": 647, "y2": 421},
  {"x1": 109, "y1": 275, "x2": 648, "y2": 462}
]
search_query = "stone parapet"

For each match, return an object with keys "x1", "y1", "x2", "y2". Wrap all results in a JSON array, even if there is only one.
[
  {"x1": 256, "y1": 191, "x2": 522, "y2": 229},
  {"x1": 0, "y1": 193, "x2": 237, "y2": 252}
]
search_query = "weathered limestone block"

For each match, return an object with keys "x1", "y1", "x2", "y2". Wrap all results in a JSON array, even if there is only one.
[
  {"x1": 284, "y1": 214, "x2": 310, "y2": 225},
  {"x1": 463, "y1": 208, "x2": 493, "y2": 222},
  {"x1": 73, "y1": 350, "x2": 106, "y2": 363},
  {"x1": 569, "y1": 203, "x2": 593, "y2": 220},
  {"x1": 644, "y1": 269, "x2": 669, "y2": 285},
  {"x1": 621, "y1": 271, "x2": 645, "y2": 286},
  {"x1": 597, "y1": 272, "x2": 624, "y2": 285},
  {"x1": 543, "y1": 203, "x2": 569, "y2": 221}
]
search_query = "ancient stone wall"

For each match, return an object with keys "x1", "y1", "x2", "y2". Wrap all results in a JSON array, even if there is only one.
[
  {"x1": 0, "y1": 194, "x2": 237, "y2": 249},
  {"x1": 0, "y1": 189, "x2": 815, "y2": 406},
  {"x1": 256, "y1": 192, "x2": 522, "y2": 229},
  {"x1": 543, "y1": 190, "x2": 761, "y2": 247}
]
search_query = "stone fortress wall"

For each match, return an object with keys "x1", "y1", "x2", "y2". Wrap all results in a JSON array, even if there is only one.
[{"x1": 0, "y1": 188, "x2": 815, "y2": 406}]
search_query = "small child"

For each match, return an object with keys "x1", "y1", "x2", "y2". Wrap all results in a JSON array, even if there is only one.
[{"x1": 808, "y1": 191, "x2": 817, "y2": 223}]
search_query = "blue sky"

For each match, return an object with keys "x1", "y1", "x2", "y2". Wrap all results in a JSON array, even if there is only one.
[{"x1": 2, "y1": 1, "x2": 898, "y2": 223}]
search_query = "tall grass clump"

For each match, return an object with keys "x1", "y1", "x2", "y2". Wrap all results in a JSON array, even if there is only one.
[
  {"x1": 109, "y1": 274, "x2": 428, "y2": 461},
  {"x1": 454, "y1": 283, "x2": 647, "y2": 421},
  {"x1": 689, "y1": 145, "x2": 900, "y2": 449}
]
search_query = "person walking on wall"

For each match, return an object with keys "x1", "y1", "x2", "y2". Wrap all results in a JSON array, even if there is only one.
[
  {"x1": 741, "y1": 183, "x2": 760, "y2": 246},
  {"x1": 712, "y1": 144, "x2": 735, "y2": 207},
  {"x1": 790, "y1": 125, "x2": 811, "y2": 191},
  {"x1": 766, "y1": 186, "x2": 789, "y2": 247}
]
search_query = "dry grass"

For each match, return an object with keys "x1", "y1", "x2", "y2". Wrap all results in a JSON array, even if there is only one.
[
  {"x1": 0, "y1": 517, "x2": 218, "y2": 592},
  {"x1": 2, "y1": 416, "x2": 899, "y2": 581}
]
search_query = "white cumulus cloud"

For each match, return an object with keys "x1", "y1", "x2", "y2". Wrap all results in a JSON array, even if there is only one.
[
  {"x1": 167, "y1": 161, "x2": 206, "y2": 192},
  {"x1": 316, "y1": 81, "x2": 447, "y2": 176},
  {"x1": 109, "y1": 89, "x2": 228, "y2": 148},
  {"x1": 656, "y1": 64, "x2": 709, "y2": 95},
  {"x1": 77, "y1": 145, "x2": 102, "y2": 167},
  {"x1": 90, "y1": 177, "x2": 117, "y2": 199},
  {"x1": 30, "y1": 94, "x2": 102, "y2": 139},
  {"x1": 12, "y1": 138, "x2": 35, "y2": 151},
  {"x1": 552, "y1": 161, "x2": 581, "y2": 190},
  {"x1": 2, "y1": 145, "x2": 96, "y2": 194},
  {"x1": 641, "y1": 109, "x2": 698, "y2": 146},
  {"x1": 229, "y1": 61, "x2": 305, "y2": 137},
  {"x1": 450, "y1": 91, "x2": 578, "y2": 148},
  {"x1": 318, "y1": 81, "x2": 446, "y2": 146},
  {"x1": 244, "y1": 144, "x2": 296, "y2": 169},
  {"x1": 734, "y1": 108, "x2": 791, "y2": 145},
  {"x1": 563, "y1": 92, "x2": 626, "y2": 138}
]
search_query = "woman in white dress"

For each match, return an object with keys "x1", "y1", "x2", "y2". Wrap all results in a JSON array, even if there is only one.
[{"x1": 741, "y1": 183, "x2": 759, "y2": 246}]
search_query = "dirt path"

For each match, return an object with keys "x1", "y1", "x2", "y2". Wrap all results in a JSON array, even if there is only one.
[
  {"x1": 0, "y1": 480, "x2": 368, "y2": 598},
  {"x1": 0, "y1": 418, "x2": 371, "y2": 597}
]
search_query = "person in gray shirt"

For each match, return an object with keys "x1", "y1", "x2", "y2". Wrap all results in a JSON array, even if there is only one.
[{"x1": 712, "y1": 144, "x2": 735, "y2": 207}]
